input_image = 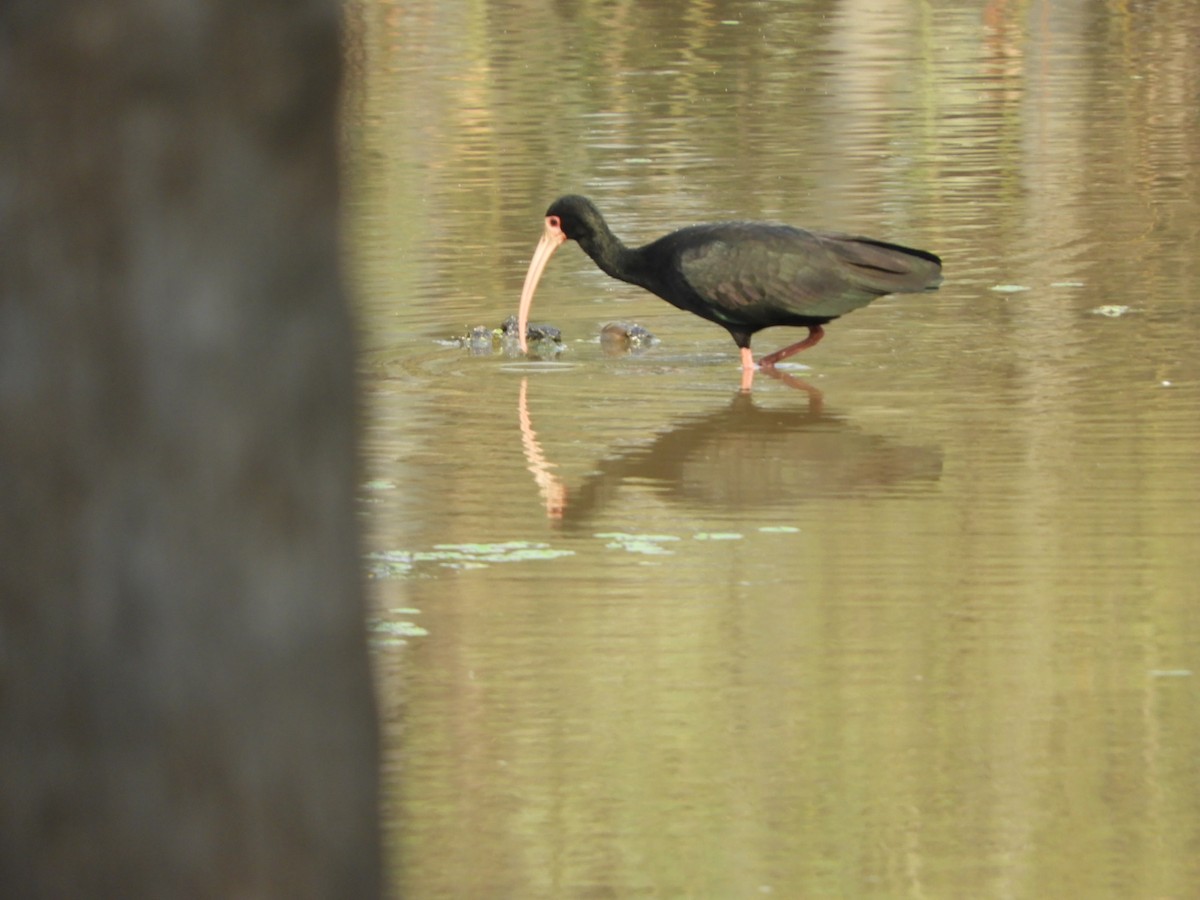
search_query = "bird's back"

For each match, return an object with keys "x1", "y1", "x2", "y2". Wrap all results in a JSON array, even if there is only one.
[{"x1": 649, "y1": 222, "x2": 941, "y2": 327}]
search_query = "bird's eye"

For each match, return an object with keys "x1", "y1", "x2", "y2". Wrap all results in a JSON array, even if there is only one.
[{"x1": 548, "y1": 215, "x2": 561, "y2": 228}]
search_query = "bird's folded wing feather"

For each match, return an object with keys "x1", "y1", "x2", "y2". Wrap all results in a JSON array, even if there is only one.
[
  {"x1": 675, "y1": 223, "x2": 942, "y2": 322},
  {"x1": 814, "y1": 232, "x2": 943, "y2": 294},
  {"x1": 676, "y1": 225, "x2": 887, "y2": 320}
]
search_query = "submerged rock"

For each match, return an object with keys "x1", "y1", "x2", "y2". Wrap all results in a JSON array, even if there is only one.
[
  {"x1": 599, "y1": 321, "x2": 659, "y2": 353},
  {"x1": 449, "y1": 316, "x2": 565, "y2": 356},
  {"x1": 499, "y1": 315, "x2": 561, "y2": 343},
  {"x1": 466, "y1": 325, "x2": 493, "y2": 351}
]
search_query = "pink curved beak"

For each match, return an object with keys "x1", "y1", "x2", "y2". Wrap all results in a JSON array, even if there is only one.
[{"x1": 517, "y1": 217, "x2": 567, "y2": 353}]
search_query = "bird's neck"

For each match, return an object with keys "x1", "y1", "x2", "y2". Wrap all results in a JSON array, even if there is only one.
[{"x1": 578, "y1": 225, "x2": 649, "y2": 289}]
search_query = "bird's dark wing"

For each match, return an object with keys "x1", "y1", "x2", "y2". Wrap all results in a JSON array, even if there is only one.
[
  {"x1": 672, "y1": 223, "x2": 941, "y2": 324},
  {"x1": 814, "y1": 232, "x2": 944, "y2": 295}
]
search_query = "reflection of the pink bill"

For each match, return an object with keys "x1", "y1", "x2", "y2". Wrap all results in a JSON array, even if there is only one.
[{"x1": 518, "y1": 378, "x2": 567, "y2": 520}]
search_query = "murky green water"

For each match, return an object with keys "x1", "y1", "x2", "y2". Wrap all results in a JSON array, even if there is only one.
[{"x1": 346, "y1": 2, "x2": 1200, "y2": 896}]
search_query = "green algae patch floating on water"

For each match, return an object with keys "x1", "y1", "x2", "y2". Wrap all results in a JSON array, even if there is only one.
[
  {"x1": 365, "y1": 541, "x2": 574, "y2": 580},
  {"x1": 369, "y1": 619, "x2": 430, "y2": 647},
  {"x1": 595, "y1": 532, "x2": 681, "y2": 556},
  {"x1": 361, "y1": 479, "x2": 398, "y2": 491},
  {"x1": 433, "y1": 541, "x2": 575, "y2": 563}
]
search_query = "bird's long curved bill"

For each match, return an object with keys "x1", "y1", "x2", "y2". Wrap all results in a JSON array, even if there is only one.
[{"x1": 517, "y1": 218, "x2": 567, "y2": 353}]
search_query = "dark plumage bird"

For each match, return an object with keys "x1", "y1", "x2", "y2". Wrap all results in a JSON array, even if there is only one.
[{"x1": 517, "y1": 195, "x2": 942, "y2": 383}]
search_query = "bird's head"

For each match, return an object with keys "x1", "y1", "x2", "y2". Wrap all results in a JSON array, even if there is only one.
[
  {"x1": 516, "y1": 195, "x2": 607, "y2": 353},
  {"x1": 544, "y1": 195, "x2": 603, "y2": 245}
]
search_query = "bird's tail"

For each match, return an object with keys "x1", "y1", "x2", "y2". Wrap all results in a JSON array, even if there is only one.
[{"x1": 825, "y1": 235, "x2": 943, "y2": 294}]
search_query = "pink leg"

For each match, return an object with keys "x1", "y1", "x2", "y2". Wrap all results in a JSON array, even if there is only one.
[
  {"x1": 739, "y1": 347, "x2": 756, "y2": 392},
  {"x1": 758, "y1": 325, "x2": 824, "y2": 368}
]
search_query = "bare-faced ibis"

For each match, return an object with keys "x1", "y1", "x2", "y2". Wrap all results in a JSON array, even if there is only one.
[{"x1": 518, "y1": 195, "x2": 942, "y2": 386}]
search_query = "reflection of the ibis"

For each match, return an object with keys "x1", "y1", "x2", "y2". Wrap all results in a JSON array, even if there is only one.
[{"x1": 517, "y1": 374, "x2": 943, "y2": 525}]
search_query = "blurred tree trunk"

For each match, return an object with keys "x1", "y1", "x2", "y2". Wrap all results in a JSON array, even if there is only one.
[{"x1": 0, "y1": 2, "x2": 383, "y2": 896}]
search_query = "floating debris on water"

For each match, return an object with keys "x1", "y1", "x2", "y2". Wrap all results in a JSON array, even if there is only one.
[
  {"x1": 758, "y1": 525, "x2": 801, "y2": 534},
  {"x1": 1091, "y1": 304, "x2": 1133, "y2": 317},
  {"x1": 693, "y1": 532, "x2": 744, "y2": 541},
  {"x1": 990, "y1": 284, "x2": 1031, "y2": 294}
]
